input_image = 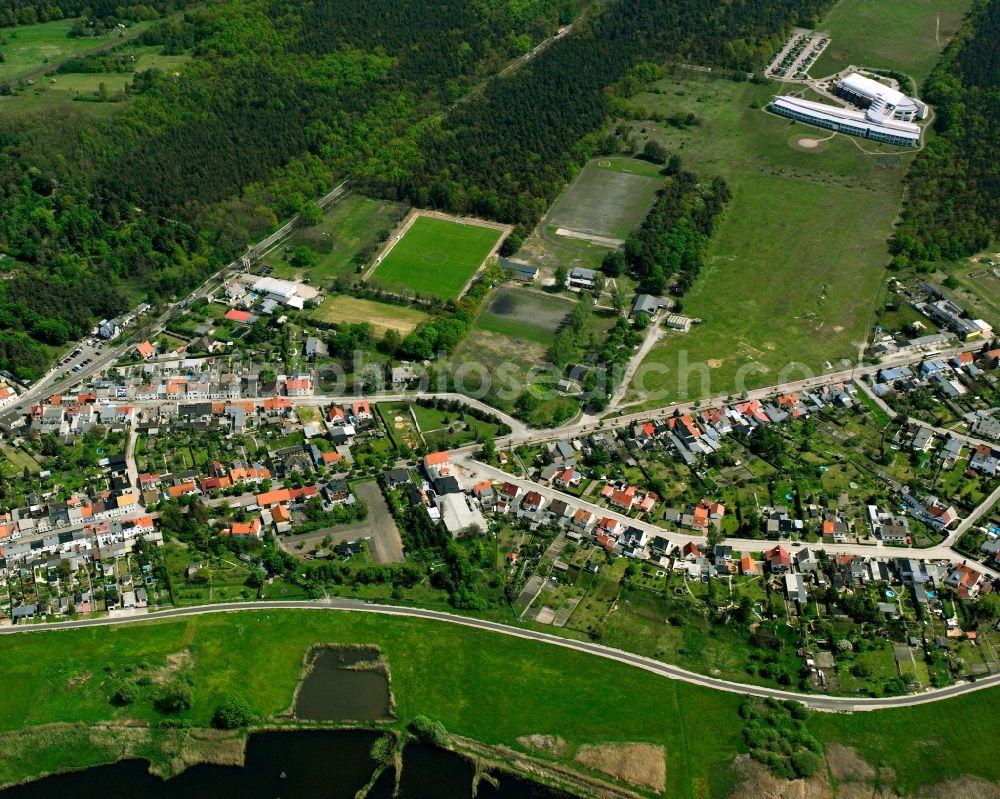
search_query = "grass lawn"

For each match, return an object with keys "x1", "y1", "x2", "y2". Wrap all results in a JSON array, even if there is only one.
[
  {"x1": 311, "y1": 294, "x2": 429, "y2": 335},
  {"x1": 624, "y1": 74, "x2": 912, "y2": 406},
  {"x1": 7, "y1": 610, "x2": 1000, "y2": 796},
  {"x1": 410, "y1": 403, "x2": 502, "y2": 449},
  {"x1": 270, "y1": 195, "x2": 407, "y2": 286},
  {"x1": 546, "y1": 158, "x2": 663, "y2": 240},
  {"x1": 809, "y1": 0, "x2": 975, "y2": 82},
  {"x1": 1, "y1": 445, "x2": 41, "y2": 475},
  {"x1": 369, "y1": 215, "x2": 504, "y2": 301}
]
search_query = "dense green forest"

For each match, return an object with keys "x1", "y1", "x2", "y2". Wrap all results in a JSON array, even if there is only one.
[
  {"x1": 378, "y1": 0, "x2": 832, "y2": 230},
  {"x1": 0, "y1": 0, "x2": 828, "y2": 378},
  {"x1": 0, "y1": 0, "x2": 198, "y2": 28},
  {"x1": 890, "y1": 0, "x2": 1000, "y2": 266}
]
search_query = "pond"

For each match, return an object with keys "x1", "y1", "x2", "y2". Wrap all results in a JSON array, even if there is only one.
[
  {"x1": 294, "y1": 646, "x2": 392, "y2": 722},
  {"x1": 1, "y1": 732, "x2": 577, "y2": 799}
]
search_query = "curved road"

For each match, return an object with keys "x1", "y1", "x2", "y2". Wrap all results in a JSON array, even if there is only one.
[{"x1": 4, "y1": 599, "x2": 999, "y2": 712}]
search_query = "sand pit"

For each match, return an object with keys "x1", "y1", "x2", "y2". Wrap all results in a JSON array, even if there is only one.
[
  {"x1": 798, "y1": 137, "x2": 820, "y2": 148},
  {"x1": 707, "y1": 359, "x2": 723, "y2": 368}
]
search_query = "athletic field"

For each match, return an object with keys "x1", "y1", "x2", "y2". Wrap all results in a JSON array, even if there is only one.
[
  {"x1": 369, "y1": 215, "x2": 503, "y2": 301},
  {"x1": 546, "y1": 158, "x2": 663, "y2": 242}
]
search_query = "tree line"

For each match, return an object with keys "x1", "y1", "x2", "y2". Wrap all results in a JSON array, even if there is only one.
[{"x1": 890, "y1": 0, "x2": 1000, "y2": 267}]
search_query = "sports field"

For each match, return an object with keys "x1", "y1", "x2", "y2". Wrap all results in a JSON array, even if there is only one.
[
  {"x1": 623, "y1": 74, "x2": 913, "y2": 406},
  {"x1": 369, "y1": 215, "x2": 504, "y2": 301},
  {"x1": 546, "y1": 158, "x2": 663, "y2": 241},
  {"x1": 809, "y1": 0, "x2": 974, "y2": 81},
  {"x1": 311, "y1": 295, "x2": 429, "y2": 335}
]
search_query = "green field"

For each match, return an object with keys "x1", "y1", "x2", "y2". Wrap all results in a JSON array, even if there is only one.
[
  {"x1": 0, "y1": 19, "x2": 149, "y2": 83},
  {"x1": 809, "y1": 0, "x2": 974, "y2": 81},
  {"x1": 311, "y1": 294, "x2": 429, "y2": 335},
  {"x1": 6, "y1": 611, "x2": 1000, "y2": 796},
  {"x1": 369, "y1": 215, "x2": 504, "y2": 301},
  {"x1": 1, "y1": 43, "x2": 189, "y2": 115},
  {"x1": 546, "y1": 157, "x2": 663, "y2": 241},
  {"x1": 624, "y1": 74, "x2": 912, "y2": 405},
  {"x1": 271, "y1": 195, "x2": 407, "y2": 286}
]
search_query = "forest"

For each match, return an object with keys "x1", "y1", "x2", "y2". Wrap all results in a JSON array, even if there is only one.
[
  {"x1": 0, "y1": 0, "x2": 827, "y2": 378},
  {"x1": 889, "y1": 0, "x2": 1000, "y2": 266},
  {"x1": 0, "y1": 0, "x2": 198, "y2": 27}
]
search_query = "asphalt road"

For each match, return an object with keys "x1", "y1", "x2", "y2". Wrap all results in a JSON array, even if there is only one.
[{"x1": 4, "y1": 599, "x2": 999, "y2": 712}]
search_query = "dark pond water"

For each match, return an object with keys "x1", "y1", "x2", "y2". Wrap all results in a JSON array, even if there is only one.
[
  {"x1": 294, "y1": 646, "x2": 392, "y2": 721},
  {"x1": 1, "y1": 731, "x2": 576, "y2": 799}
]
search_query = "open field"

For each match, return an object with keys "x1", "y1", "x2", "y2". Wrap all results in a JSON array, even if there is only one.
[
  {"x1": 1, "y1": 44, "x2": 189, "y2": 116},
  {"x1": 546, "y1": 158, "x2": 663, "y2": 241},
  {"x1": 809, "y1": 0, "x2": 974, "y2": 82},
  {"x1": 475, "y1": 287, "x2": 575, "y2": 345},
  {"x1": 311, "y1": 295, "x2": 429, "y2": 335},
  {"x1": 0, "y1": 19, "x2": 150, "y2": 83},
  {"x1": 270, "y1": 195, "x2": 407, "y2": 286},
  {"x1": 624, "y1": 74, "x2": 911, "y2": 405},
  {"x1": 369, "y1": 215, "x2": 504, "y2": 301},
  {"x1": 6, "y1": 611, "x2": 1000, "y2": 796}
]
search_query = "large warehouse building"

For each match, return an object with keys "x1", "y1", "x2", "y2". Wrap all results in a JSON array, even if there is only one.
[
  {"x1": 769, "y1": 95, "x2": 921, "y2": 147},
  {"x1": 834, "y1": 72, "x2": 927, "y2": 122}
]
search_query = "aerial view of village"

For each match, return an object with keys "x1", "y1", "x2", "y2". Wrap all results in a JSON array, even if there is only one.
[{"x1": 0, "y1": 0, "x2": 999, "y2": 796}]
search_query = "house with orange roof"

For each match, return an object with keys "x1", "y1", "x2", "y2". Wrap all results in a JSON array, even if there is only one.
[
  {"x1": 262, "y1": 397, "x2": 293, "y2": 414},
  {"x1": 352, "y1": 400, "x2": 372, "y2": 419},
  {"x1": 740, "y1": 553, "x2": 755, "y2": 575},
  {"x1": 286, "y1": 377, "x2": 312, "y2": 396},
  {"x1": 328, "y1": 405, "x2": 346, "y2": 424},
  {"x1": 553, "y1": 467, "x2": 580, "y2": 488},
  {"x1": 167, "y1": 482, "x2": 199, "y2": 500},
  {"x1": 135, "y1": 341, "x2": 155, "y2": 360},
  {"x1": 423, "y1": 451, "x2": 450, "y2": 478},
  {"x1": 681, "y1": 541, "x2": 701, "y2": 559},
  {"x1": 256, "y1": 488, "x2": 291, "y2": 508},
  {"x1": 472, "y1": 481, "x2": 496, "y2": 508},
  {"x1": 0, "y1": 383, "x2": 15, "y2": 407},
  {"x1": 226, "y1": 518, "x2": 263, "y2": 539},
  {"x1": 571, "y1": 508, "x2": 595, "y2": 531},
  {"x1": 765, "y1": 545, "x2": 791, "y2": 574},
  {"x1": 597, "y1": 516, "x2": 622, "y2": 537}
]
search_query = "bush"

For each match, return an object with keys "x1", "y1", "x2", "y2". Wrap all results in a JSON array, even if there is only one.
[
  {"x1": 409, "y1": 715, "x2": 449, "y2": 747},
  {"x1": 791, "y1": 749, "x2": 822, "y2": 778},
  {"x1": 111, "y1": 679, "x2": 138, "y2": 706},
  {"x1": 370, "y1": 733, "x2": 395, "y2": 764},
  {"x1": 155, "y1": 680, "x2": 193, "y2": 714},
  {"x1": 212, "y1": 695, "x2": 255, "y2": 729}
]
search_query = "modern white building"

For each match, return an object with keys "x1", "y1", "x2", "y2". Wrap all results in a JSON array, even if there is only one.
[
  {"x1": 835, "y1": 72, "x2": 927, "y2": 122},
  {"x1": 770, "y1": 95, "x2": 921, "y2": 147}
]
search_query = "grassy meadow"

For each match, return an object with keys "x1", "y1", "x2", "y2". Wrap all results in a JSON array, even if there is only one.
[
  {"x1": 311, "y1": 295, "x2": 429, "y2": 335},
  {"x1": 270, "y1": 195, "x2": 407, "y2": 286},
  {"x1": 809, "y1": 0, "x2": 975, "y2": 82},
  {"x1": 5, "y1": 610, "x2": 1000, "y2": 796},
  {"x1": 622, "y1": 74, "x2": 915, "y2": 406}
]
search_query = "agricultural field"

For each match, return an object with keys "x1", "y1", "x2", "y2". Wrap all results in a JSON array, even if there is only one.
[
  {"x1": 368, "y1": 214, "x2": 505, "y2": 301},
  {"x1": 809, "y1": 0, "x2": 975, "y2": 82},
  {"x1": 545, "y1": 157, "x2": 663, "y2": 242},
  {"x1": 270, "y1": 195, "x2": 407, "y2": 286},
  {"x1": 311, "y1": 295, "x2": 429, "y2": 336},
  {"x1": 623, "y1": 73, "x2": 914, "y2": 406}
]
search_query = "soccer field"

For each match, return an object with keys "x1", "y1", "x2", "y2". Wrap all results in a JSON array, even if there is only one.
[
  {"x1": 546, "y1": 158, "x2": 663, "y2": 241},
  {"x1": 369, "y1": 215, "x2": 504, "y2": 301}
]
